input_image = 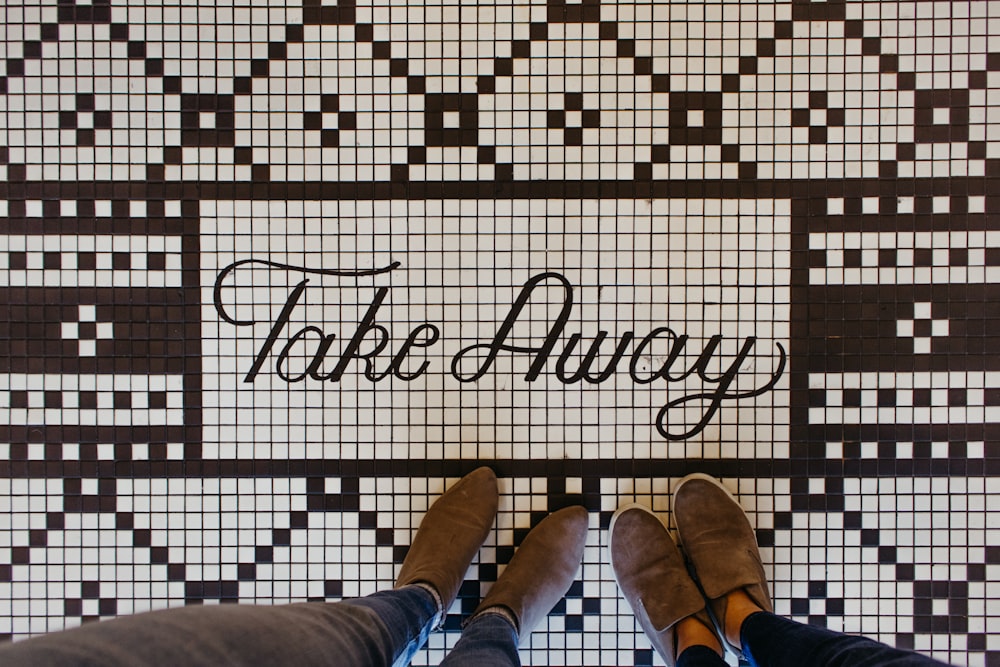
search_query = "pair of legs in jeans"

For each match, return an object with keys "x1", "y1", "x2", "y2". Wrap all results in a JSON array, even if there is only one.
[
  {"x1": 0, "y1": 469, "x2": 952, "y2": 667},
  {"x1": 0, "y1": 468, "x2": 581, "y2": 667},
  {"x1": 0, "y1": 585, "x2": 517, "y2": 666}
]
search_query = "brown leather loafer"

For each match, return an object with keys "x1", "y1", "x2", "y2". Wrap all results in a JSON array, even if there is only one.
[
  {"x1": 471, "y1": 506, "x2": 589, "y2": 641},
  {"x1": 673, "y1": 473, "x2": 772, "y2": 654},
  {"x1": 609, "y1": 503, "x2": 713, "y2": 666},
  {"x1": 395, "y1": 467, "x2": 499, "y2": 612}
]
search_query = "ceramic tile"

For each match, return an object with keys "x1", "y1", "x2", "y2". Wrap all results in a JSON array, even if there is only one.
[{"x1": 1, "y1": 1, "x2": 998, "y2": 665}]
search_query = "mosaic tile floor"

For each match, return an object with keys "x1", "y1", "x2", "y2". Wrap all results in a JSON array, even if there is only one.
[{"x1": 1, "y1": 0, "x2": 999, "y2": 664}]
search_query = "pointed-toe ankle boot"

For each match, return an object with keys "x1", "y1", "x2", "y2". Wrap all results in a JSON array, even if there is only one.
[
  {"x1": 471, "y1": 506, "x2": 589, "y2": 641},
  {"x1": 395, "y1": 467, "x2": 499, "y2": 613}
]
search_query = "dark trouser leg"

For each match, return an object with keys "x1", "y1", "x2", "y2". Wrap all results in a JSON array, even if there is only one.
[
  {"x1": 439, "y1": 611, "x2": 521, "y2": 667},
  {"x1": 676, "y1": 645, "x2": 730, "y2": 667},
  {"x1": 741, "y1": 612, "x2": 954, "y2": 667},
  {"x1": 0, "y1": 586, "x2": 438, "y2": 667}
]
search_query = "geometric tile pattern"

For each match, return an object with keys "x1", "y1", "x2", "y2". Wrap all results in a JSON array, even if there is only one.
[{"x1": 2, "y1": 0, "x2": 999, "y2": 666}]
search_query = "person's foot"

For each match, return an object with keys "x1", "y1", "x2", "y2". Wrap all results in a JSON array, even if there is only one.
[
  {"x1": 720, "y1": 588, "x2": 767, "y2": 649},
  {"x1": 470, "y1": 506, "x2": 589, "y2": 641},
  {"x1": 395, "y1": 467, "x2": 499, "y2": 614},
  {"x1": 673, "y1": 473, "x2": 772, "y2": 654},
  {"x1": 609, "y1": 504, "x2": 719, "y2": 666}
]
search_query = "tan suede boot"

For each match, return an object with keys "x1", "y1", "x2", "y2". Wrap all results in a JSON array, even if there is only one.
[
  {"x1": 609, "y1": 504, "x2": 714, "y2": 666},
  {"x1": 395, "y1": 467, "x2": 499, "y2": 613},
  {"x1": 673, "y1": 473, "x2": 772, "y2": 655},
  {"x1": 470, "y1": 506, "x2": 589, "y2": 642}
]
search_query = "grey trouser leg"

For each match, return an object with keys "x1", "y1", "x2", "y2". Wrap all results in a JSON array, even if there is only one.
[{"x1": 0, "y1": 587, "x2": 439, "y2": 667}]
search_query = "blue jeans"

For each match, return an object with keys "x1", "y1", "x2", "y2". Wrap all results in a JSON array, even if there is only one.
[
  {"x1": 0, "y1": 586, "x2": 521, "y2": 667},
  {"x1": 441, "y1": 611, "x2": 521, "y2": 667},
  {"x1": 676, "y1": 612, "x2": 953, "y2": 667}
]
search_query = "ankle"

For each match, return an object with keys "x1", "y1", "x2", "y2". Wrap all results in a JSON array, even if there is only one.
[
  {"x1": 723, "y1": 589, "x2": 764, "y2": 649},
  {"x1": 674, "y1": 615, "x2": 723, "y2": 659},
  {"x1": 468, "y1": 604, "x2": 520, "y2": 634},
  {"x1": 409, "y1": 582, "x2": 445, "y2": 617}
]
